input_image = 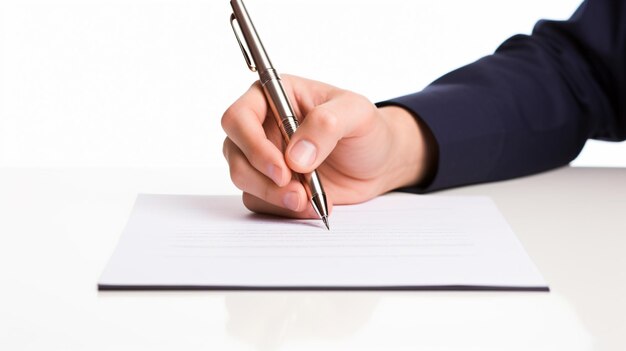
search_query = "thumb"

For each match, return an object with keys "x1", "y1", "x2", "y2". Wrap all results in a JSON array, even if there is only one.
[{"x1": 285, "y1": 92, "x2": 375, "y2": 173}]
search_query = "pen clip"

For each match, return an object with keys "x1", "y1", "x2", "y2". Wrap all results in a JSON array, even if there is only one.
[{"x1": 230, "y1": 13, "x2": 257, "y2": 72}]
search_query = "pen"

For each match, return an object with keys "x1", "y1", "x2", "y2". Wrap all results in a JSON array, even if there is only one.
[{"x1": 229, "y1": 0, "x2": 330, "y2": 230}]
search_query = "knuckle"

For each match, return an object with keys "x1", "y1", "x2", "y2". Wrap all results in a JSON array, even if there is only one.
[
  {"x1": 220, "y1": 109, "x2": 233, "y2": 132},
  {"x1": 221, "y1": 105, "x2": 242, "y2": 132},
  {"x1": 241, "y1": 193, "x2": 257, "y2": 213},
  {"x1": 222, "y1": 138, "x2": 230, "y2": 159},
  {"x1": 352, "y1": 93, "x2": 377, "y2": 116},
  {"x1": 249, "y1": 80, "x2": 260, "y2": 89},
  {"x1": 228, "y1": 159, "x2": 247, "y2": 190},
  {"x1": 310, "y1": 107, "x2": 338, "y2": 133}
]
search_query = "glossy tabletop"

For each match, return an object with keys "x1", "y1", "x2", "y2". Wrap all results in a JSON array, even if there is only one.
[{"x1": 0, "y1": 166, "x2": 624, "y2": 350}]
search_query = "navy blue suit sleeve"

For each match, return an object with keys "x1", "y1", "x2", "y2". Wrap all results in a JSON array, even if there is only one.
[{"x1": 378, "y1": 0, "x2": 626, "y2": 192}]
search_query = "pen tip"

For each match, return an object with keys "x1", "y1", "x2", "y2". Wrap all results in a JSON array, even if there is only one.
[{"x1": 322, "y1": 216, "x2": 330, "y2": 231}]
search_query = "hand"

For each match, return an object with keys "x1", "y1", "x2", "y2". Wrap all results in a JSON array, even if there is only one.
[{"x1": 221, "y1": 75, "x2": 435, "y2": 218}]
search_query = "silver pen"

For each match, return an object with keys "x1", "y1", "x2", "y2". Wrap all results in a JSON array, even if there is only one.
[{"x1": 229, "y1": 0, "x2": 330, "y2": 230}]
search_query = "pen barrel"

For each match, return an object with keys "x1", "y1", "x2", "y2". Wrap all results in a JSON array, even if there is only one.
[
  {"x1": 261, "y1": 70, "x2": 328, "y2": 218},
  {"x1": 297, "y1": 171, "x2": 328, "y2": 219},
  {"x1": 230, "y1": 0, "x2": 273, "y2": 71},
  {"x1": 230, "y1": 0, "x2": 329, "y2": 224},
  {"x1": 260, "y1": 69, "x2": 299, "y2": 141}
]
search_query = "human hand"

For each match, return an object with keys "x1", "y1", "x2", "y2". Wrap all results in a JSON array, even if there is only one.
[{"x1": 221, "y1": 75, "x2": 435, "y2": 218}]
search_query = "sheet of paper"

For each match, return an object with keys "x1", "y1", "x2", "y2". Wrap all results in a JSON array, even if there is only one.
[{"x1": 98, "y1": 194, "x2": 548, "y2": 290}]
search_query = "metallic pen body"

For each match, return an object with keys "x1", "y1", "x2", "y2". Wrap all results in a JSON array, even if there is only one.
[{"x1": 230, "y1": 0, "x2": 330, "y2": 229}]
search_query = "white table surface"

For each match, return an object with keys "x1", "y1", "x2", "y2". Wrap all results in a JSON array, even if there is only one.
[{"x1": 0, "y1": 166, "x2": 624, "y2": 351}]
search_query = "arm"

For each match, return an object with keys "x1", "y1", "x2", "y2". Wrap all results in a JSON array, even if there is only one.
[
  {"x1": 379, "y1": 0, "x2": 626, "y2": 191},
  {"x1": 221, "y1": 0, "x2": 624, "y2": 217}
]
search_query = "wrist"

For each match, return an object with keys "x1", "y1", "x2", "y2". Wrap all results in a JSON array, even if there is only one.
[{"x1": 379, "y1": 105, "x2": 437, "y2": 192}]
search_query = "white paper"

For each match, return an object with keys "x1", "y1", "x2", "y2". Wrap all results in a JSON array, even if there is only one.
[{"x1": 99, "y1": 194, "x2": 547, "y2": 290}]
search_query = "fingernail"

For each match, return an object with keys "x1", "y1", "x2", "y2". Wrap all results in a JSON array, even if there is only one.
[
  {"x1": 290, "y1": 140, "x2": 316, "y2": 168},
  {"x1": 283, "y1": 192, "x2": 300, "y2": 211},
  {"x1": 268, "y1": 164, "x2": 282, "y2": 186}
]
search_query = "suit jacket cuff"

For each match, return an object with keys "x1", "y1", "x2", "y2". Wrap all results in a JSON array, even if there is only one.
[{"x1": 377, "y1": 88, "x2": 504, "y2": 193}]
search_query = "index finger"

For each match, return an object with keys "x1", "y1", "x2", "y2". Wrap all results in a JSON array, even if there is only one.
[{"x1": 221, "y1": 82, "x2": 291, "y2": 187}]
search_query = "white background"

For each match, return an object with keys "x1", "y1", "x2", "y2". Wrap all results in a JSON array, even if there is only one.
[
  {"x1": 0, "y1": 0, "x2": 623, "y2": 169},
  {"x1": 1, "y1": 3, "x2": 624, "y2": 349}
]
